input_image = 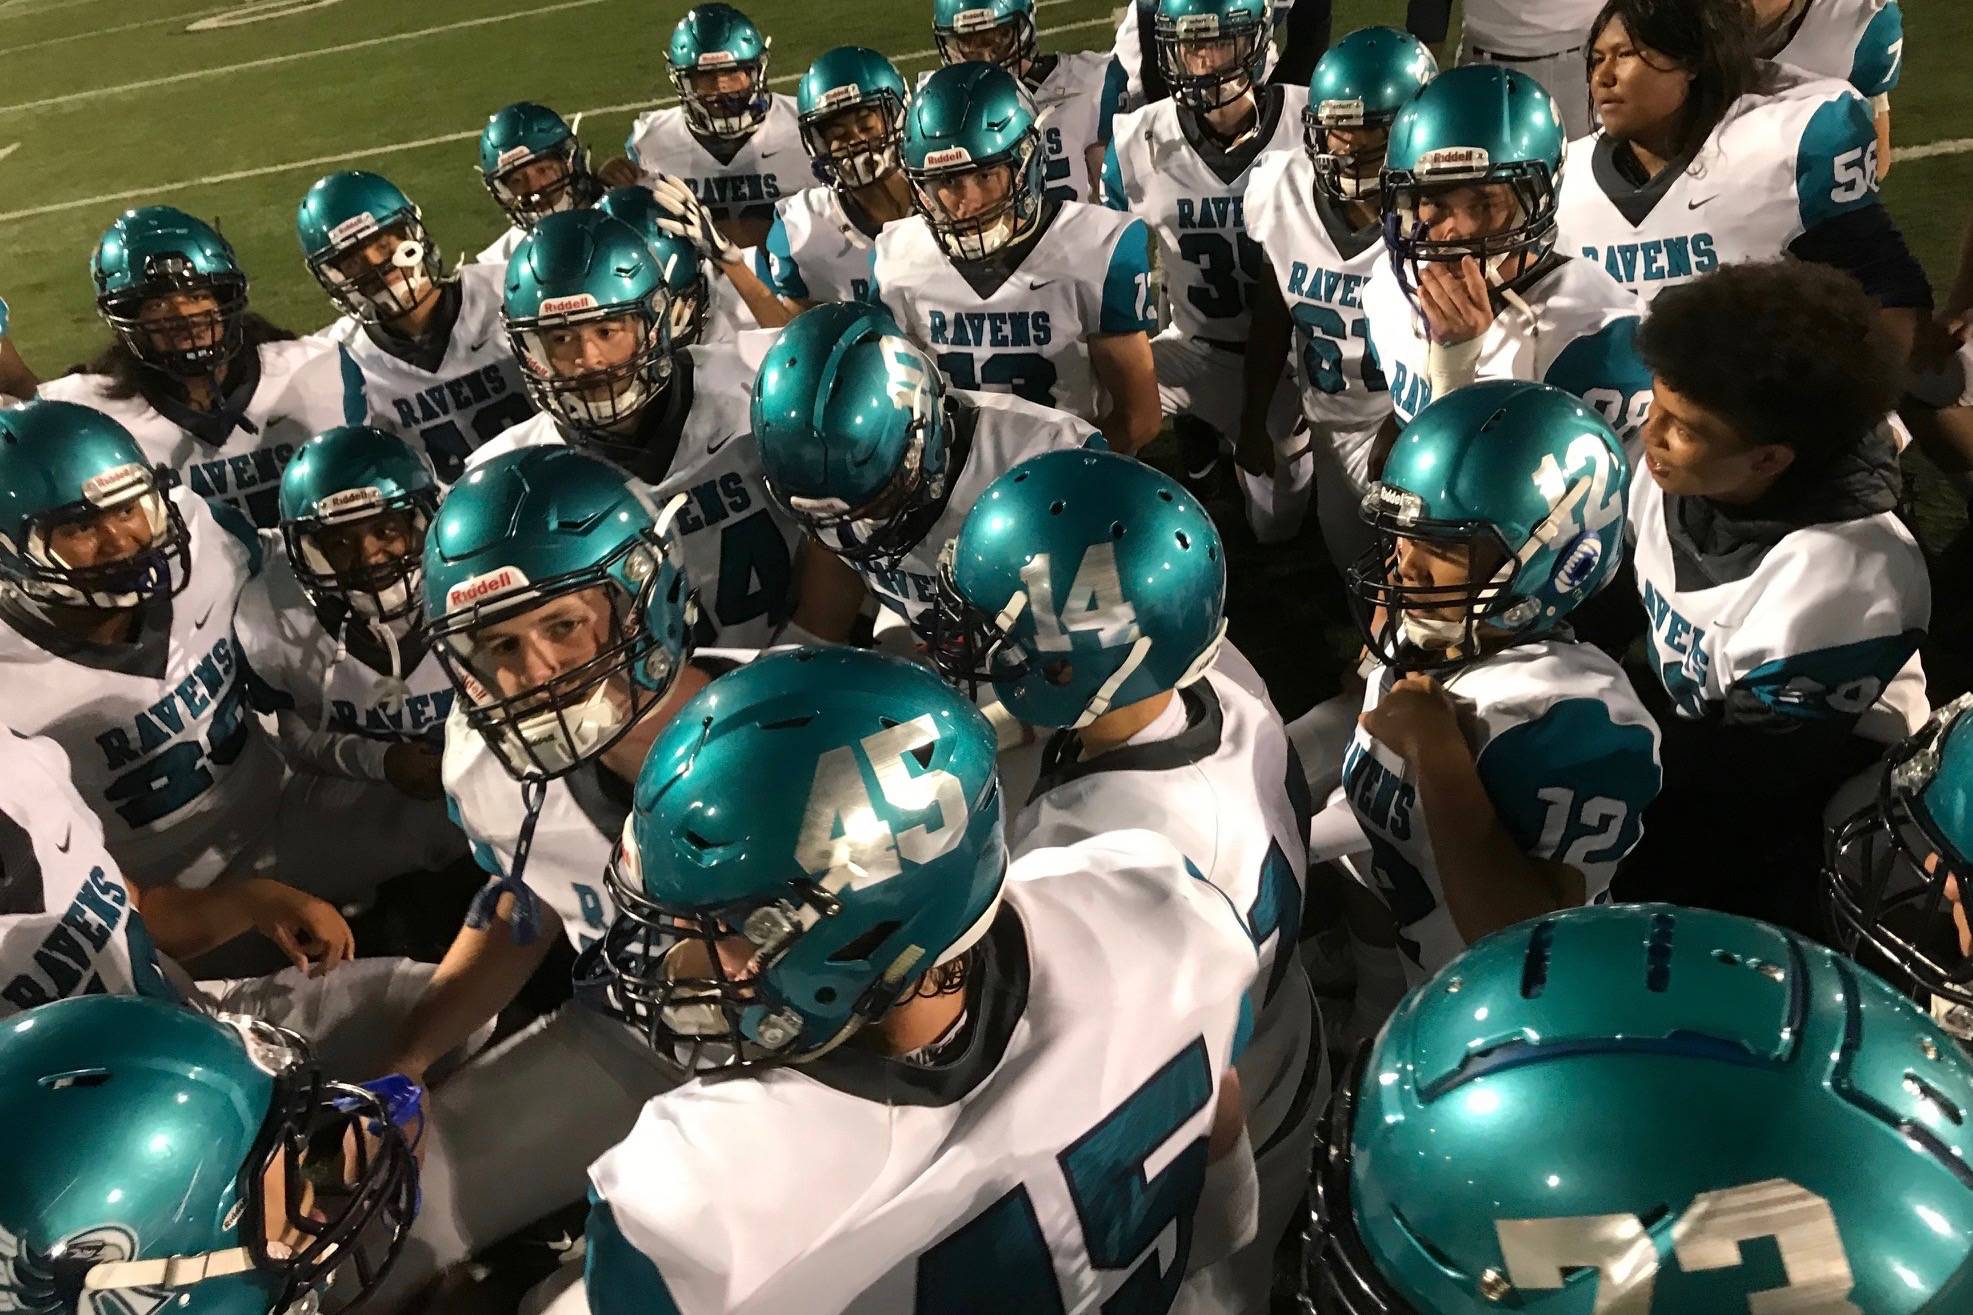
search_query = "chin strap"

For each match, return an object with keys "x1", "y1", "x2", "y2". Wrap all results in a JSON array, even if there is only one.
[{"x1": 464, "y1": 777, "x2": 547, "y2": 945}]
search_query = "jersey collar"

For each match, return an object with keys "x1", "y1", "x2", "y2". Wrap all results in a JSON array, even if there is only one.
[
  {"x1": 1590, "y1": 132, "x2": 1705, "y2": 226},
  {"x1": 566, "y1": 353, "x2": 695, "y2": 486},
  {"x1": 359, "y1": 278, "x2": 465, "y2": 375},
  {"x1": 1311, "y1": 186, "x2": 1383, "y2": 261},
  {"x1": 1021, "y1": 53, "x2": 1061, "y2": 94},
  {"x1": 1176, "y1": 83, "x2": 1286, "y2": 187},
  {"x1": 951, "y1": 199, "x2": 1066, "y2": 300},
  {"x1": 0, "y1": 593, "x2": 174, "y2": 679},
  {"x1": 142, "y1": 347, "x2": 263, "y2": 448},
  {"x1": 1030, "y1": 678, "x2": 1224, "y2": 803}
]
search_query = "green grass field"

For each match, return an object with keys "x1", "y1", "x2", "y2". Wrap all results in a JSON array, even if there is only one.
[{"x1": 0, "y1": 0, "x2": 1965, "y2": 713}]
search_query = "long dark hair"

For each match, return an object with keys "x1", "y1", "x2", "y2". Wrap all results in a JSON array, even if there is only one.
[
  {"x1": 66, "y1": 312, "x2": 298, "y2": 400},
  {"x1": 1588, "y1": 0, "x2": 1759, "y2": 157}
]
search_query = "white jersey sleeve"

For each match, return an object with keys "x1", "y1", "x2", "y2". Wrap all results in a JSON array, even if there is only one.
[
  {"x1": 1361, "y1": 254, "x2": 1652, "y2": 441},
  {"x1": 757, "y1": 187, "x2": 884, "y2": 306},
  {"x1": 1342, "y1": 641, "x2": 1663, "y2": 981},
  {"x1": 584, "y1": 829, "x2": 1255, "y2": 1315},
  {"x1": 1027, "y1": 50, "x2": 1121, "y2": 202},
  {"x1": 874, "y1": 202, "x2": 1154, "y2": 425},
  {"x1": 625, "y1": 97, "x2": 809, "y2": 231},
  {"x1": 1628, "y1": 460, "x2": 1929, "y2": 742},
  {"x1": 1769, "y1": 0, "x2": 1903, "y2": 98},
  {"x1": 0, "y1": 728, "x2": 184, "y2": 1017},
  {"x1": 475, "y1": 224, "x2": 527, "y2": 269}
]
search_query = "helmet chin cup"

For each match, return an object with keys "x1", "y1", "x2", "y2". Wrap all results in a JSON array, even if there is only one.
[{"x1": 504, "y1": 680, "x2": 626, "y2": 777}]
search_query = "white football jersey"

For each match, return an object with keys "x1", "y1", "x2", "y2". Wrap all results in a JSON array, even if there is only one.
[
  {"x1": 1105, "y1": 84, "x2": 1308, "y2": 344},
  {"x1": 469, "y1": 346, "x2": 803, "y2": 651},
  {"x1": 317, "y1": 263, "x2": 535, "y2": 484},
  {"x1": 476, "y1": 223, "x2": 527, "y2": 269},
  {"x1": 584, "y1": 829, "x2": 1255, "y2": 1315},
  {"x1": 1340, "y1": 640, "x2": 1663, "y2": 981},
  {"x1": 441, "y1": 651, "x2": 755, "y2": 955},
  {"x1": 1763, "y1": 0, "x2": 1904, "y2": 98},
  {"x1": 1243, "y1": 147, "x2": 1392, "y2": 442},
  {"x1": 1360, "y1": 254, "x2": 1652, "y2": 441},
  {"x1": 1459, "y1": 0, "x2": 1602, "y2": 56},
  {"x1": 626, "y1": 96, "x2": 809, "y2": 232},
  {"x1": 39, "y1": 338, "x2": 368, "y2": 529},
  {"x1": 0, "y1": 728, "x2": 184, "y2": 1017},
  {"x1": 855, "y1": 389, "x2": 1095, "y2": 627},
  {"x1": 0, "y1": 492, "x2": 284, "y2": 889},
  {"x1": 757, "y1": 186, "x2": 886, "y2": 306},
  {"x1": 1628, "y1": 455, "x2": 1929, "y2": 744},
  {"x1": 236, "y1": 548, "x2": 455, "y2": 763},
  {"x1": 874, "y1": 202, "x2": 1155, "y2": 424},
  {"x1": 1010, "y1": 655, "x2": 1314, "y2": 1160},
  {"x1": 1558, "y1": 64, "x2": 1887, "y2": 307}
]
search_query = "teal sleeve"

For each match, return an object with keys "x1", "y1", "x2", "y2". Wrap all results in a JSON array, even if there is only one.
[
  {"x1": 121, "y1": 909, "x2": 186, "y2": 1004},
  {"x1": 0, "y1": 294, "x2": 10, "y2": 338},
  {"x1": 1474, "y1": 698, "x2": 1662, "y2": 870},
  {"x1": 241, "y1": 659, "x2": 295, "y2": 715},
  {"x1": 1729, "y1": 630, "x2": 1925, "y2": 728},
  {"x1": 1098, "y1": 218, "x2": 1155, "y2": 334},
  {"x1": 623, "y1": 128, "x2": 641, "y2": 170},
  {"x1": 1100, "y1": 139, "x2": 1128, "y2": 212},
  {"x1": 1796, "y1": 93, "x2": 1881, "y2": 231},
  {"x1": 336, "y1": 343, "x2": 367, "y2": 425},
  {"x1": 585, "y1": 1194, "x2": 684, "y2": 1315},
  {"x1": 445, "y1": 790, "x2": 503, "y2": 877},
  {"x1": 759, "y1": 211, "x2": 808, "y2": 299},
  {"x1": 1544, "y1": 315, "x2": 1651, "y2": 440},
  {"x1": 1098, "y1": 57, "x2": 1129, "y2": 144},
  {"x1": 205, "y1": 499, "x2": 264, "y2": 577},
  {"x1": 1849, "y1": 2, "x2": 1904, "y2": 96}
]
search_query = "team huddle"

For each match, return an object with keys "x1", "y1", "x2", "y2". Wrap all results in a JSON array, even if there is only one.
[{"x1": 5, "y1": 0, "x2": 1973, "y2": 1312}]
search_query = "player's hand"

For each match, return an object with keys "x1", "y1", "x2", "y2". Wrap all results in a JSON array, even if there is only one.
[
  {"x1": 1232, "y1": 421, "x2": 1277, "y2": 478},
  {"x1": 1945, "y1": 872, "x2": 1971, "y2": 959},
  {"x1": 1359, "y1": 672, "x2": 1469, "y2": 767},
  {"x1": 239, "y1": 878, "x2": 356, "y2": 977},
  {"x1": 597, "y1": 155, "x2": 641, "y2": 189},
  {"x1": 384, "y1": 740, "x2": 445, "y2": 801},
  {"x1": 1415, "y1": 256, "x2": 1494, "y2": 346},
  {"x1": 1912, "y1": 311, "x2": 1970, "y2": 378},
  {"x1": 649, "y1": 174, "x2": 742, "y2": 267}
]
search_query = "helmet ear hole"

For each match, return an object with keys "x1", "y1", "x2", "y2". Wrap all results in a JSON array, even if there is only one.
[{"x1": 829, "y1": 921, "x2": 900, "y2": 964}]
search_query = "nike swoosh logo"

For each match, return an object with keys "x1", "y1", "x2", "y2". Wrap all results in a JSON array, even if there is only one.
[
  {"x1": 1030, "y1": 279, "x2": 1055, "y2": 291},
  {"x1": 54, "y1": 824, "x2": 71, "y2": 854},
  {"x1": 1686, "y1": 196, "x2": 1716, "y2": 210},
  {"x1": 759, "y1": 150, "x2": 781, "y2": 160},
  {"x1": 195, "y1": 602, "x2": 216, "y2": 629},
  {"x1": 469, "y1": 339, "x2": 490, "y2": 352},
  {"x1": 706, "y1": 432, "x2": 738, "y2": 456}
]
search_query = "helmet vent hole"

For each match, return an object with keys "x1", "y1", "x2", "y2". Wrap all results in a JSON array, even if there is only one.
[
  {"x1": 1905, "y1": 1073, "x2": 1966, "y2": 1125},
  {"x1": 829, "y1": 920, "x2": 900, "y2": 964},
  {"x1": 1110, "y1": 521, "x2": 1126, "y2": 539},
  {"x1": 1012, "y1": 471, "x2": 1028, "y2": 483},
  {"x1": 1518, "y1": 919, "x2": 1554, "y2": 999},
  {"x1": 1173, "y1": 531, "x2": 1190, "y2": 551},
  {"x1": 1207, "y1": 545, "x2": 1219, "y2": 562},
  {"x1": 1049, "y1": 500, "x2": 1066, "y2": 515},
  {"x1": 683, "y1": 828, "x2": 719, "y2": 852},
  {"x1": 1157, "y1": 489, "x2": 1174, "y2": 503},
  {"x1": 1645, "y1": 911, "x2": 1676, "y2": 993},
  {"x1": 815, "y1": 986, "x2": 838, "y2": 1004},
  {"x1": 40, "y1": 1069, "x2": 112, "y2": 1091},
  {"x1": 1712, "y1": 949, "x2": 1740, "y2": 968},
  {"x1": 759, "y1": 715, "x2": 816, "y2": 732}
]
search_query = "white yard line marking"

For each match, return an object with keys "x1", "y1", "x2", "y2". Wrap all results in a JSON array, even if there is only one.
[
  {"x1": 0, "y1": 12, "x2": 1122, "y2": 224},
  {"x1": 5, "y1": 5, "x2": 248, "y2": 56},
  {"x1": 1900, "y1": 136, "x2": 1973, "y2": 163},
  {"x1": 0, "y1": 142, "x2": 18, "y2": 164}
]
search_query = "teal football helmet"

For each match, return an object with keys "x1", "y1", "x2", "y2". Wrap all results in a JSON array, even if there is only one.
[
  {"x1": 797, "y1": 46, "x2": 910, "y2": 191},
  {"x1": 594, "y1": 186, "x2": 713, "y2": 350},
  {"x1": 1152, "y1": 0, "x2": 1273, "y2": 112},
  {"x1": 667, "y1": 4, "x2": 773, "y2": 140},
  {"x1": 592, "y1": 646, "x2": 1006, "y2": 1076},
  {"x1": 931, "y1": 448, "x2": 1227, "y2": 730},
  {"x1": 296, "y1": 170, "x2": 442, "y2": 323},
  {"x1": 1348, "y1": 380, "x2": 1627, "y2": 675},
  {"x1": 903, "y1": 62, "x2": 1047, "y2": 262},
  {"x1": 1381, "y1": 64, "x2": 1566, "y2": 293},
  {"x1": 1305, "y1": 26, "x2": 1439, "y2": 203},
  {"x1": 0, "y1": 995, "x2": 418, "y2": 1315},
  {"x1": 931, "y1": 0, "x2": 1038, "y2": 73},
  {"x1": 278, "y1": 425, "x2": 440, "y2": 625},
  {"x1": 1828, "y1": 693, "x2": 1973, "y2": 1035},
  {"x1": 503, "y1": 209, "x2": 675, "y2": 440},
  {"x1": 0, "y1": 399, "x2": 189, "y2": 610},
  {"x1": 422, "y1": 445, "x2": 693, "y2": 781},
  {"x1": 750, "y1": 302, "x2": 954, "y2": 570},
  {"x1": 478, "y1": 102, "x2": 601, "y2": 231},
  {"x1": 1309, "y1": 904, "x2": 1973, "y2": 1313},
  {"x1": 91, "y1": 205, "x2": 248, "y2": 379}
]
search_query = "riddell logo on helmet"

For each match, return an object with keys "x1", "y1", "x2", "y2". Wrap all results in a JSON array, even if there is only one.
[
  {"x1": 1319, "y1": 98, "x2": 1367, "y2": 126},
  {"x1": 817, "y1": 85, "x2": 860, "y2": 111},
  {"x1": 496, "y1": 145, "x2": 534, "y2": 169},
  {"x1": 696, "y1": 51, "x2": 738, "y2": 67},
  {"x1": 923, "y1": 147, "x2": 973, "y2": 168},
  {"x1": 327, "y1": 212, "x2": 379, "y2": 245},
  {"x1": 952, "y1": 9, "x2": 998, "y2": 31},
  {"x1": 447, "y1": 566, "x2": 531, "y2": 613},
  {"x1": 316, "y1": 486, "x2": 384, "y2": 520},
  {"x1": 538, "y1": 293, "x2": 600, "y2": 316},
  {"x1": 1174, "y1": 14, "x2": 1223, "y2": 36},
  {"x1": 1418, "y1": 147, "x2": 1491, "y2": 174},
  {"x1": 81, "y1": 463, "x2": 147, "y2": 506}
]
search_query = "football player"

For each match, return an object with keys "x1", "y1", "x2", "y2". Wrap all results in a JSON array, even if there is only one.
[
  {"x1": 1453, "y1": 0, "x2": 1603, "y2": 137},
  {"x1": 1619, "y1": 260, "x2": 1927, "y2": 934},
  {"x1": 877, "y1": 62, "x2": 1160, "y2": 451},
  {"x1": 40, "y1": 207, "x2": 366, "y2": 529},
  {"x1": 1752, "y1": 0, "x2": 1903, "y2": 174},
  {"x1": 1361, "y1": 66, "x2": 1653, "y2": 444},
  {"x1": 300, "y1": 170, "x2": 535, "y2": 484},
  {"x1": 359, "y1": 445, "x2": 730, "y2": 1310},
  {"x1": 0, "y1": 294, "x2": 39, "y2": 403},
  {"x1": 932, "y1": 0, "x2": 1124, "y2": 202},
  {"x1": 1305, "y1": 903, "x2": 1973, "y2": 1312},
  {"x1": 237, "y1": 426, "x2": 465, "y2": 906},
  {"x1": 595, "y1": 185, "x2": 744, "y2": 348},
  {"x1": 0, "y1": 995, "x2": 420, "y2": 1315},
  {"x1": 1105, "y1": 0, "x2": 1310, "y2": 538},
  {"x1": 929, "y1": 449, "x2": 1319, "y2": 1314},
  {"x1": 752, "y1": 302, "x2": 1095, "y2": 644},
  {"x1": 626, "y1": 4, "x2": 808, "y2": 251},
  {"x1": 472, "y1": 208, "x2": 804, "y2": 653},
  {"x1": 1561, "y1": 0, "x2": 1929, "y2": 350},
  {"x1": 1107, "y1": 0, "x2": 1286, "y2": 117},
  {"x1": 578, "y1": 647, "x2": 1261, "y2": 1313},
  {"x1": 1315, "y1": 382, "x2": 1661, "y2": 986},
  {"x1": 757, "y1": 46, "x2": 914, "y2": 311},
  {"x1": 1244, "y1": 27, "x2": 1436, "y2": 569},
  {"x1": 474, "y1": 101, "x2": 609, "y2": 269}
]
